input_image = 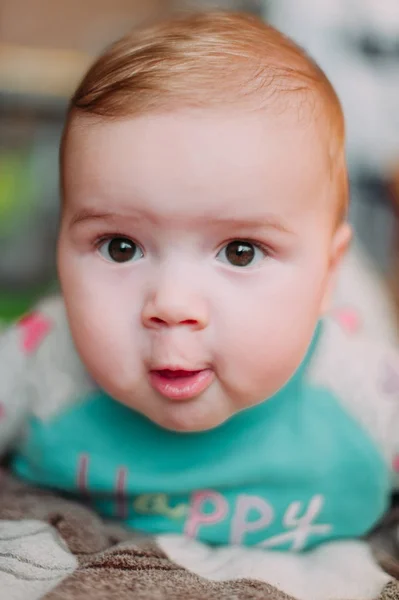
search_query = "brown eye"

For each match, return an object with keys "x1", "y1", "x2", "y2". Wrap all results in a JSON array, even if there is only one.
[
  {"x1": 217, "y1": 240, "x2": 265, "y2": 267},
  {"x1": 99, "y1": 237, "x2": 144, "y2": 263}
]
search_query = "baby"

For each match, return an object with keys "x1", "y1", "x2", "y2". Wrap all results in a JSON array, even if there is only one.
[{"x1": 1, "y1": 11, "x2": 398, "y2": 553}]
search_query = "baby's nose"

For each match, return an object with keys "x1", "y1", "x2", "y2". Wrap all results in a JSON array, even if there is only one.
[{"x1": 141, "y1": 283, "x2": 209, "y2": 330}]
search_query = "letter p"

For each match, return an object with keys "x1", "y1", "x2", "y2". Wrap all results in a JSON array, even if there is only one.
[
  {"x1": 231, "y1": 495, "x2": 274, "y2": 545},
  {"x1": 185, "y1": 490, "x2": 228, "y2": 538}
]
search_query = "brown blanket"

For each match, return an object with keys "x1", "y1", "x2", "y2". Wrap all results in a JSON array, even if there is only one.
[{"x1": 0, "y1": 469, "x2": 398, "y2": 600}]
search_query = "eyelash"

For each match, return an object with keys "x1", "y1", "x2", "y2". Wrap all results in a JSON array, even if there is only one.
[
  {"x1": 218, "y1": 239, "x2": 274, "y2": 257},
  {"x1": 93, "y1": 233, "x2": 136, "y2": 249}
]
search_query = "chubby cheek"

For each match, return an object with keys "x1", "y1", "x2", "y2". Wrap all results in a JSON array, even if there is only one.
[
  {"x1": 215, "y1": 266, "x2": 325, "y2": 405},
  {"x1": 69, "y1": 309, "x2": 136, "y2": 391},
  {"x1": 59, "y1": 255, "x2": 144, "y2": 392}
]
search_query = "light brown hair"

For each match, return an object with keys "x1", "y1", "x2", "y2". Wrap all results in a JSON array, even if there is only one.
[{"x1": 62, "y1": 10, "x2": 348, "y2": 218}]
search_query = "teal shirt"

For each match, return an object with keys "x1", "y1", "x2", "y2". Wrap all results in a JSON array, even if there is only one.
[{"x1": 12, "y1": 326, "x2": 390, "y2": 551}]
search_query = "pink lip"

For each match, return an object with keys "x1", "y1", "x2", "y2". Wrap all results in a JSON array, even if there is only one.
[{"x1": 149, "y1": 369, "x2": 214, "y2": 401}]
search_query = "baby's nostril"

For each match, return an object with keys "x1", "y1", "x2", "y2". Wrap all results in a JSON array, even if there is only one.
[
  {"x1": 149, "y1": 317, "x2": 197, "y2": 326},
  {"x1": 150, "y1": 317, "x2": 165, "y2": 325}
]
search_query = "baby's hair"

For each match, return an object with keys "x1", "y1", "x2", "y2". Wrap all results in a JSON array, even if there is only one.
[{"x1": 62, "y1": 10, "x2": 348, "y2": 221}]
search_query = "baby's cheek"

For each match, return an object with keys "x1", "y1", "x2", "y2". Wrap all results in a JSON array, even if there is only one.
[
  {"x1": 67, "y1": 307, "x2": 122, "y2": 378},
  {"x1": 219, "y1": 306, "x2": 313, "y2": 402}
]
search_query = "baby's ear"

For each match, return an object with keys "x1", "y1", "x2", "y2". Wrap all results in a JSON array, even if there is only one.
[{"x1": 321, "y1": 222, "x2": 352, "y2": 314}]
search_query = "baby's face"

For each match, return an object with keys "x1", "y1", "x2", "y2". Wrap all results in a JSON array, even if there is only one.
[{"x1": 59, "y1": 108, "x2": 347, "y2": 431}]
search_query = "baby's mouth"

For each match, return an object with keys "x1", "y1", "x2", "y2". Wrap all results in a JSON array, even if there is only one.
[{"x1": 149, "y1": 368, "x2": 214, "y2": 401}]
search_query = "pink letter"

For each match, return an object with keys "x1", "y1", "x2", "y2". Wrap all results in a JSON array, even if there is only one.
[
  {"x1": 230, "y1": 495, "x2": 274, "y2": 545},
  {"x1": 185, "y1": 490, "x2": 229, "y2": 538},
  {"x1": 76, "y1": 453, "x2": 90, "y2": 495}
]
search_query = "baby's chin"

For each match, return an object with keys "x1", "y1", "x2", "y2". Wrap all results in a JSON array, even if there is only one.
[{"x1": 142, "y1": 395, "x2": 236, "y2": 433}]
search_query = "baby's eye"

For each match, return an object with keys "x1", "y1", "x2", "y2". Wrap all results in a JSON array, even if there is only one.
[
  {"x1": 216, "y1": 240, "x2": 267, "y2": 268},
  {"x1": 98, "y1": 237, "x2": 144, "y2": 263}
]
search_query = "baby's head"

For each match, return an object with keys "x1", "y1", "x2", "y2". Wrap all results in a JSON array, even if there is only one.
[{"x1": 58, "y1": 11, "x2": 351, "y2": 432}]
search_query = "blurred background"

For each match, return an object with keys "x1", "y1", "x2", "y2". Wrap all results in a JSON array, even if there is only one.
[{"x1": 0, "y1": 0, "x2": 398, "y2": 324}]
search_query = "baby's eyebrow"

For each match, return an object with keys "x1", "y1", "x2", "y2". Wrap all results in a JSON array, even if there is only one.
[
  {"x1": 208, "y1": 215, "x2": 293, "y2": 235},
  {"x1": 68, "y1": 209, "x2": 137, "y2": 228}
]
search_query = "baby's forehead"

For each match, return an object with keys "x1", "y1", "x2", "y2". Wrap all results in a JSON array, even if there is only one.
[
  {"x1": 65, "y1": 90, "x2": 331, "y2": 163},
  {"x1": 62, "y1": 106, "x2": 334, "y2": 234},
  {"x1": 64, "y1": 104, "x2": 329, "y2": 176}
]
